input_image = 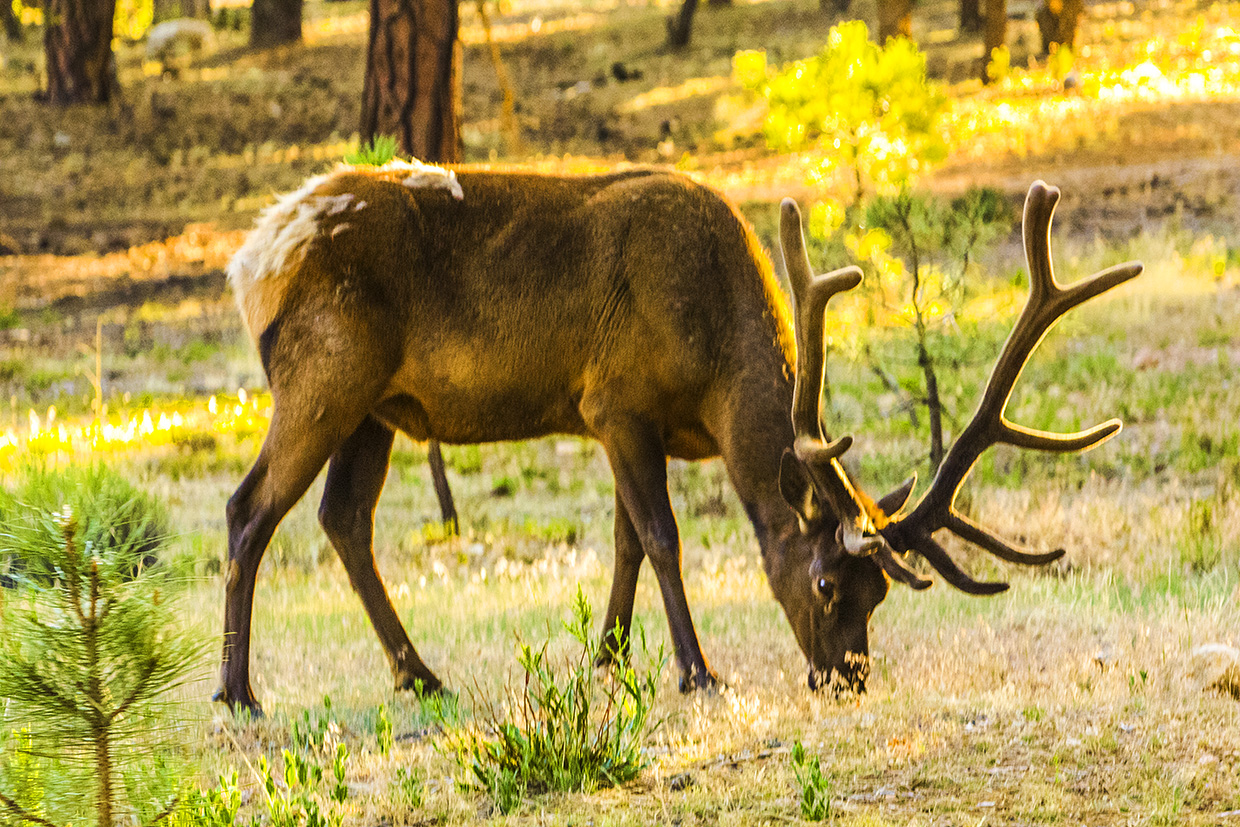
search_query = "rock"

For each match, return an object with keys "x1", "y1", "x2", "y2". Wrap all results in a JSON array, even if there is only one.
[
  {"x1": 145, "y1": 18, "x2": 215, "y2": 64},
  {"x1": 1191, "y1": 643, "x2": 1240, "y2": 700},
  {"x1": 667, "y1": 772, "x2": 694, "y2": 791}
]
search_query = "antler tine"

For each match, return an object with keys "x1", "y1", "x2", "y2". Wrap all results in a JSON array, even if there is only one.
[
  {"x1": 943, "y1": 513, "x2": 1065, "y2": 565},
  {"x1": 780, "y1": 198, "x2": 877, "y2": 554},
  {"x1": 873, "y1": 547, "x2": 934, "y2": 590},
  {"x1": 878, "y1": 181, "x2": 1142, "y2": 591},
  {"x1": 780, "y1": 199, "x2": 863, "y2": 441},
  {"x1": 909, "y1": 534, "x2": 1009, "y2": 595}
]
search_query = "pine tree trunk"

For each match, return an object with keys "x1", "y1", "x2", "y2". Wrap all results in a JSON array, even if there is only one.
[
  {"x1": 665, "y1": 0, "x2": 696, "y2": 48},
  {"x1": 877, "y1": 0, "x2": 911, "y2": 43},
  {"x1": 959, "y1": 0, "x2": 981, "y2": 32},
  {"x1": 43, "y1": 0, "x2": 117, "y2": 104},
  {"x1": 919, "y1": 344, "x2": 944, "y2": 473},
  {"x1": 361, "y1": 0, "x2": 461, "y2": 529},
  {"x1": 981, "y1": 0, "x2": 1006, "y2": 82},
  {"x1": 250, "y1": 0, "x2": 301, "y2": 47},
  {"x1": 1055, "y1": 0, "x2": 1082, "y2": 48},
  {"x1": 1036, "y1": 0, "x2": 1081, "y2": 52},
  {"x1": 361, "y1": 0, "x2": 460, "y2": 162},
  {"x1": 822, "y1": 0, "x2": 850, "y2": 13},
  {"x1": 2, "y1": 0, "x2": 22, "y2": 41}
]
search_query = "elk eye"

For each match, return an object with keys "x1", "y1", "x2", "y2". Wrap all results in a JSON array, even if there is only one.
[{"x1": 815, "y1": 577, "x2": 836, "y2": 604}]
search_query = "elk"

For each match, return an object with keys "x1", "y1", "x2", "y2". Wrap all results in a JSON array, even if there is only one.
[{"x1": 218, "y1": 162, "x2": 1141, "y2": 714}]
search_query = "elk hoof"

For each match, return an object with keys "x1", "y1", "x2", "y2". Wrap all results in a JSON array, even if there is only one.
[
  {"x1": 394, "y1": 672, "x2": 445, "y2": 696},
  {"x1": 678, "y1": 668, "x2": 723, "y2": 694},
  {"x1": 212, "y1": 685, "x2": 265, "y2": 718}
]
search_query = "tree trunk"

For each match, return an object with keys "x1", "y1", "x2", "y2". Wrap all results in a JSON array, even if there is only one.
[
  {"x1": 43, "y1": 0, "x2": 117, "y2": 104},
  {"x1": 361, "y1": 0, "x2": 462, "y2": 529},
  {"x1": 959, "y1": 0, "x2": 981, "y2": 32},
  {"x1": 1055, "y1": 0, "x2": 1082, "y2": 48},
  {"x1": 877, "y1": 0, "x2": 911, "y2": 43},
  {"x1": 919, "y1": 343, "x2": 944, "y2": 473},
  {"x1": 361, "y1": 0, "x2": 461, "y2": 162},
  {"x1": 1035, "y1": 0, "x2": 1081, "y2": 53},
  {"x1": 250, "y1": 0, "x2": 301, "y2": 48},
  {"x1": 2, "y1": 0, "x2": 22, "y2": 41},
  {"x1": 665, "y1": 0, "x2": 696, "y2": 48},
  {"x1": 822, "y1": 0, "x2": 851, "y2": 14},
  {"x1": 981, "y1": 0, "x2": 1006, "y2": 83}
]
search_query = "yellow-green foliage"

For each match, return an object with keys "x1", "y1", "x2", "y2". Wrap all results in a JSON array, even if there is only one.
[{"x1": 735, "y1": 20, "x2": 947, "y2": 201}]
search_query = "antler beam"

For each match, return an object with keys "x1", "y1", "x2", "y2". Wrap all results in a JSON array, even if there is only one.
[{"x1": 780, "y1": 199, "x2": 878, "y2": 555}]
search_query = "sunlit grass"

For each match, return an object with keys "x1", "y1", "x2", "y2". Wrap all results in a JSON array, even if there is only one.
[{"x1": 0, "y1": 391, "x2": 269, "y2": 466}]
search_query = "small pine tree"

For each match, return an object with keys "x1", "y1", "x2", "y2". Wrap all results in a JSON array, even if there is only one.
[{"x1": 0, "y1": 499, "x2": 201, "y2": 827}]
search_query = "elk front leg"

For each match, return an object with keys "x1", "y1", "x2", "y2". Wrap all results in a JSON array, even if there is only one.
[
  {"x1": 599, "y1": 417, "x2": 719, "y2": 691},
  {"x1": 319, "y1": 416, "x2": 443, "y2": 694},
  {"x1": 596, "y1": 492, "x2": 645, "y2": 668}
]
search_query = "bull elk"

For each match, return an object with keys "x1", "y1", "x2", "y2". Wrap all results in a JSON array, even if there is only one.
[{"x1": 219, "y1": 161, "x2": 1141, "y2": 713}]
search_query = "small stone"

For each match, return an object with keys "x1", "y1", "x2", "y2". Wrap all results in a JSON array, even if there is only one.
[
  {"x1": 667, "y1": 772, "x2": 694, "y2": 791},
  {"x1": 1191, "y1": 643, "x2": 1240, "y2": 700}
]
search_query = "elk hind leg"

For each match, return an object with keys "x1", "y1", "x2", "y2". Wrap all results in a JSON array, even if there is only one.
[
  {"x1": 596, "y1": 493, "x2": 645, "y2": 668},
  {"x1": 319, "y1": 416, "x2": 443, "y2": 693},
  {"x1": 218, "y1": 407, "x2": 356, "y2": 715}
]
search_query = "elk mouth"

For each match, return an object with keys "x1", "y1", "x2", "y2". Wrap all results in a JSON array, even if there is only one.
[
  {"x1": 805, "y1": 596, "x2": 872, "y2": 694},
  {"x1": 807, "y1": 651, "x2": 870, "y2": 694}
]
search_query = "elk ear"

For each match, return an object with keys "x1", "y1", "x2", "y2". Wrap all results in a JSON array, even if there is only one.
[
  {"x1": 779, "y1": 448, "x2": 821, "y2": 530},
  {"x1": 877, "y1": 474, "x2": 917, "y2": 520}
]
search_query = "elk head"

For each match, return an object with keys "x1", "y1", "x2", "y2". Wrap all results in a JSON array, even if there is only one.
[{"x1": 776, "y1": 181, "x2": 1143, "y2": 691}]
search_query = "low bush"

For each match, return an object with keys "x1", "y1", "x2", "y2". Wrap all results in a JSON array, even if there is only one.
[{"x1": 445, "y1": 588, "x2": 664, "y2": 814}]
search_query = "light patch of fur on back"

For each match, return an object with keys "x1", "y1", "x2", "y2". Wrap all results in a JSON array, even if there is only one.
[
  {"x1": 227, "y1": 158, "x2": 464, "y2": 342},
  {"x1": 338, "y1": 158, "x2": 464, "y2": 201}
]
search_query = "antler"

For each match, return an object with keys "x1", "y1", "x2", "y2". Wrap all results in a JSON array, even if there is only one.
[
  {"x1": 876, "y1": 181, "x2": 1144, "y2": 593},
  {"x1": 780, "y1": 199, "x2": 874, "y2": 555},
  {"x1": 782, "y1": 199, "x2": 933, "y2": 581},
  {"x1": 781, "y1": 199, "x2": 938, "y2": 589}
]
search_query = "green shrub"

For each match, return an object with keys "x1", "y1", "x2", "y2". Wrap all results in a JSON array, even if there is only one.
[
  {"x1": 445, "y1": 589, "x2": 663, "y2": 814},
  {"x1": 374, "y1": 703, "x2": 394, "y2": 758},
  {"x1": 0, "y1": 464, "x2": 170, "y2": 585},
  {"x1": 258, "y1": 749, "x2": 346, "y2": 827},
  {"x1": 790, "y1": 742, "x2": 832, "y2": 821},
  {"x1": 735, "y1": 20, "x2": 947, "y2": 204},
  {"x1": 344, "y1": 135, "x2": 399, "y2": 167},
  {"x1": 391, "y1": 768, "x2": 425, "y2": 809}
]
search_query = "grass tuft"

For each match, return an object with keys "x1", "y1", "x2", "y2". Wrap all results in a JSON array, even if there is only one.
[{"x1": 444, "y1": 588, "x2": 663, "y2": 813}]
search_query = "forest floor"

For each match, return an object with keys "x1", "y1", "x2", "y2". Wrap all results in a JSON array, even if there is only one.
[{"x1": 0, "y1": 0, "x2": 1239, "y2": 823}]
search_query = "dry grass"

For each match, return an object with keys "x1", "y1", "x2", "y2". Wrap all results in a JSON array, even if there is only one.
[{"x1": 131, "y1": 252, "x2": 1238, "y2": 824}]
